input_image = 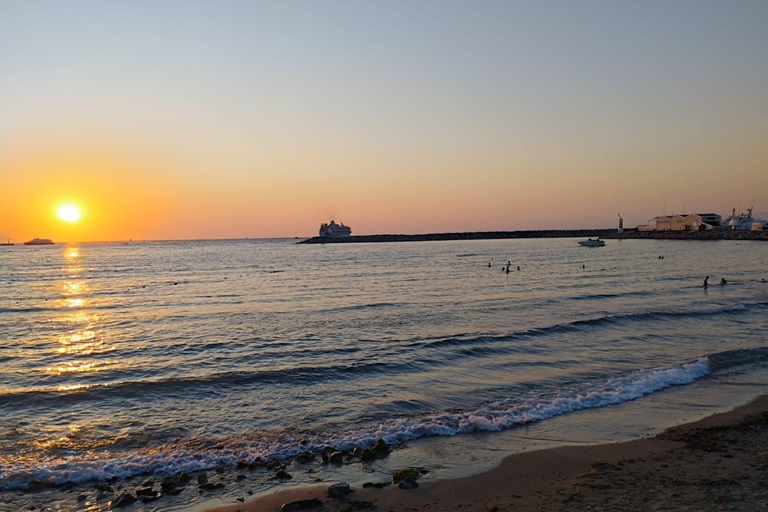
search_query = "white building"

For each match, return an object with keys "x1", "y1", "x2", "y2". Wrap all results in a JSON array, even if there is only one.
[{"x1": 647, "y1": 213, "x2": 722, "y2": 231}]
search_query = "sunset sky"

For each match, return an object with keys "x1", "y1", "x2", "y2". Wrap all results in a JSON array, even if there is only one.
[{"x1": 1, "y1": 0, "x2": 766, "y2": 241}]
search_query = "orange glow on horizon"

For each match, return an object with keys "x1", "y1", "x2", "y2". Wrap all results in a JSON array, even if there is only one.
[{"x1": 0, "y1": 144, "x2": 177, "y2": 242}]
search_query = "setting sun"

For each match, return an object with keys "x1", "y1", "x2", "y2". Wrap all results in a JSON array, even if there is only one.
[{"x1": 57, "y1": 204, "x2": 82, "y2": 223}]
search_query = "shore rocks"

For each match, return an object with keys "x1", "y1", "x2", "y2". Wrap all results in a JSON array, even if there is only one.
[
  {"x1": 26, "y1": 479, "x2": 57, "y2": 491},
  {"x1": 361, "y1": 438, "x2": 391, "y2": 461},
  {"x1": 321, "y1": 446, "x2": 338, "y2": 463},
  {"x1": 281, "y1": 497, "x2": 323, "y2": 511},
  {"x1": 135, "y1": 486, "x2": 156, "y2": 498},
  {"x1": 275, "y1": 469, "x2": 293, "y2": 479},
  {"x1": 328, "y1": 451, "x2": 343, "y2": 464},
  {"x1": 248, "y1": 457, "x2": 266, "y2": 470},
  {"x1": 392, "y1": 467, "x2": 420, "y2": 483},
  {"x1": 94, "y1": 482, "x2": 113, "y2": 493},
  {"x1": 111, "y1": 492, "x2": 137, "y2": 508},
  {"x1": 363, "y1": 481, "x2": 391, "y2": 489},
  {"x1": 160, "y1": 472, "x2": 190, "y2": 494},
  {"x1": 197, "y1": 473, "x2": 225, "y2": 490},
  {"x1": 296, "y1": 451, "x2": 316, "y2": 463},
  {"x1": 398, "y1": 477, "x2": 418, "y2": 489},
  {"x1": 328, "y1": 482, "x2": 352, "y2": 497}
]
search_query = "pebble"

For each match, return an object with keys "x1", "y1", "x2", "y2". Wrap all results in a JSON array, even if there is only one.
[{"x1": 328, "y1": 482, "x2": 352, "y2": 497}]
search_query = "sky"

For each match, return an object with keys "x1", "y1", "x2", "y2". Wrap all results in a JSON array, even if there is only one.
[{"x1": 1, "y1": 0, "x2": 766, "y2": 241}]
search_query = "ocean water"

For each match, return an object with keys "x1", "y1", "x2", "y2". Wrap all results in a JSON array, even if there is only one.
[{"x1": 1, "y1": 238, "x2": 767, "y2": 509}]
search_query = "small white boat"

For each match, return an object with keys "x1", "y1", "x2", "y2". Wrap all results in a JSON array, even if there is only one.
[
  {"x1": 578, "y1": 238, "x2": 605, "y2": 247},
  {"x1": 24, "y1": 238, "x2": 55, "y2": 245}
]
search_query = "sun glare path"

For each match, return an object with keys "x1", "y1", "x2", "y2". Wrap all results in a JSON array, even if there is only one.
[{"x1": 57, "y1": 204, "x2": 82, "y2": 223}]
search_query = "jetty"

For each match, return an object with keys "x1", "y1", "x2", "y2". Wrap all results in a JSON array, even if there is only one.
[
  {"x1": 299, "y1": 228, "x2": 768, "y2": 244},
  {"x1": 299, "y1": 229, "x2": 615, "y2": 244}
]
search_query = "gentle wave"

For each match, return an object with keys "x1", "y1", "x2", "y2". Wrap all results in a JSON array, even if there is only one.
[
  {"x1": 0, "y1": 358, "x2": 710, "y2": 490},
  {"x1": 422, "y1": 302, "x2": 762, "y2": 351},
  {"x1": 1, "y1": 302, "x2": 763, "y2": 407},
  {"x1": 0, "y1": 359, "x2": 435, "y2": 407}
]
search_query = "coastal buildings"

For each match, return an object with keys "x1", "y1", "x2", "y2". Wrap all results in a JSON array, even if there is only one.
[
  {"x1": 637, "y1": 207, "x2": 767, "y2": 231},
  {"x1": 640, "y1": 213, "x2": 722, "y2": 231}
]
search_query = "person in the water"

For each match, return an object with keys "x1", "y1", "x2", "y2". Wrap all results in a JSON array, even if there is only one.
[{"x1": 703, "y1": 276, "x2": 709, "y2": 288}]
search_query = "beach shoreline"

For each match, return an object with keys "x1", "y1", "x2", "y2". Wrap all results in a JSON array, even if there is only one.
[{"x1": 200, "y1": 395, "x2": 768, "y2": 512}]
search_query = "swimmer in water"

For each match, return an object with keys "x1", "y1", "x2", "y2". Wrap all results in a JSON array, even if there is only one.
[{"x1": 703, "y1": 276, "x2": 709, "y2": 288}]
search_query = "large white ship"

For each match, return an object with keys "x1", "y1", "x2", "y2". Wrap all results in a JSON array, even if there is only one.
[
  {"x1": 724, "y1": 207, "x2": 768, "y2": 231},
  {"x1": 319, "y1": 220, "x2": 351, "y2": 238}
]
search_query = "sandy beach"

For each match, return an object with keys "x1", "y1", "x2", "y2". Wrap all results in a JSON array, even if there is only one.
[{"x1": 203, "y1": 395, "x2": 768, "y2": 512}]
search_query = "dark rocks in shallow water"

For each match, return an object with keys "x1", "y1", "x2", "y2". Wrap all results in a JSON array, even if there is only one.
[
  {"x1": 161, "y1": 472, "x2": 190, "y2": 494},
  {"x1": 361, "y1": 438, "x2": 391, "y2": 461},
  {"x1": 352, "y1": 446, "x2": 362, "y2": 457},
  {"x1": 328, "y1": 482, "x2": 352, "y2": 497},
  {"x1": 398, "y1": 477, "x2": 418, "y2": 489},
  {"x1": 295, "y1": 451, "x2": 316, "y2": 463},
  {"x1": 236, "y1": 474, "x2": 247, "y2": 481},
  {"x1": 135, "y1": 486, "x2": 156, "y2": 497},
  {"x1": 95, "y1": 482, "x2": 113, "y2": 493},
  {"x1": 236, "y1": 460, "x2": 248, "y2": 470},
  {"x1": 372, "y1": 438, "x2": 390, "y2": 453},
  {"x1": 26, "y1": 479, "x2": 57, "y2": 491},
  {"x1": 281, "y1": 498, "x2": 323, "y2": 511},
  {"x1": 197, "y1": 474, "x2": 208, "y2": 485},
  {"x1": 198, "y1": 480, "x2": 225, "y2": 491},
  {"x1": 275, "y1": 469, "x2": 293, "y2": 479},
  {"x1": 392, "y1": 467, "x2": 420, "y2": 483},
  {"x1": 135, "y1": 484, "x2": 162, "y2": 501},
  {"x1": 138, "y1": 491, "x2": 162, "y2": 502},
  {"x1": 76, "y1": 494, "x2": 87, "y2": 502},
  {"x1": 329, "y1": 451, "x2": 343, "y2": 464},
  {"x1": 236, "y1": 496, "x2": 245, "y2": 502},
  {"x1": 321, "y1": 446, "x2": 339, "y2": 463},
  {"x1": 111, "y1": 492, "x2": 137, "y2": 508},
  {"x1": 248, "y1": 458, "x2": 266, "y2": 470}
]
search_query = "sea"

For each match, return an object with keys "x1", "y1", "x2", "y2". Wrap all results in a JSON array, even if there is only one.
[{"x1": 1, "y1": 238, "x2": 767, "y2": 511}]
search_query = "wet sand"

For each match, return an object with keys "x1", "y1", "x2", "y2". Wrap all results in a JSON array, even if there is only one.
[{"x1": 203, "y1": 395, "x2": 768, "y2": 512}]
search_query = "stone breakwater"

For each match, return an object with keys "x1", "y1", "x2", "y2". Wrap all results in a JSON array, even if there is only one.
[
  {"x1": 603, "y1": 230, "x2": 768, "y2": 241},
  {"x1": 299, "y1": 229, "x2": 767, "y2": 244},
  {"x1": 299, "y1": 229, "x2": 615, "y2": 244}
]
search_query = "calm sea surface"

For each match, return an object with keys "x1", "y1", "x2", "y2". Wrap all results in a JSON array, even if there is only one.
[{"x1": 1, "y1": 238, "x2": 767, "y2": 507}]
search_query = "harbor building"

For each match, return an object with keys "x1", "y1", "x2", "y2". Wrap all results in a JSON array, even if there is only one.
[{"x1": 643, "y1": 213, "x2": 722, "y2": 231}]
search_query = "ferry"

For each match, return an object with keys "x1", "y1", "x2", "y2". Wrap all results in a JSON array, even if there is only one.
[
  {"x1": 723, "y1": 206, "x2": 767, "y2": 231},
  {"x1": 319, "y1": 220, "x2": 351, "y2": 238},
  {"x1": 24, "y1": 238, "x2": 55, "y2": 245},
  {"x1": 578, "y1": 238, "x2": 605, "y2": 247}
]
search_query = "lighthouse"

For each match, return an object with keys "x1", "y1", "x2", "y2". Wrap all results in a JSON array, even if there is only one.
[{"x1": 617, "y1": 213, "x2": 624, "y2": 233}]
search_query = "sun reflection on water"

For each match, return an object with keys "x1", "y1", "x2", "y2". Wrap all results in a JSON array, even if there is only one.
[{"x1": 50, "y1": 245, "x2": 116, "y2": 383}]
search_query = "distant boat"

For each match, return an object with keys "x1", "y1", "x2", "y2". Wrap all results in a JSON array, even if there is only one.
[
  {"x1": 578, "y1": 238, "x2": 605, "y2": 247},
  {"x1": 319, "y1": 220, "x2": 351, "y2": 238},
  {"x1": 24, "y1": 238, "x2": 55, "y2": 246},
  {"x1": 0, "y1": 239, "x2": 13, "y2": 246}
]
